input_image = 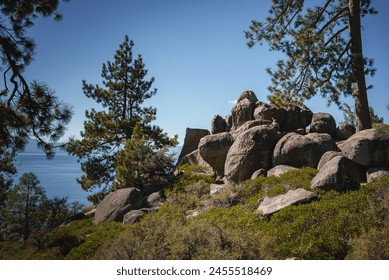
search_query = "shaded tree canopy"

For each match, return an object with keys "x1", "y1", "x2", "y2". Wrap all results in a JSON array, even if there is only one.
[
  {"x1": 245, "y1": 0, "x2": 376, "y2": 131},
  {"x1": 0, "y1": 0, "x2": 72, "y2": 206},
  {"x1": 0, "y1": 172, "x2": 82, "y2": 243},
  {"x1": 115, "y1": 123, "x2": 176, "y2": 194},
  {"x1": 67, "y1": 35, "x2": 177, "y2": 203},
  {"x1": 0, "y1": 0, "x2": 72, "y2": 156}
]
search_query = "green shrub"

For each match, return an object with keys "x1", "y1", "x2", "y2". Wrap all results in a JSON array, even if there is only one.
[
  {"x1": 172, "y1": 164, "x2": 214, "y2": 192},
  {"x1": 65, "y1": 221, "x2": 126, "y2": 259}
]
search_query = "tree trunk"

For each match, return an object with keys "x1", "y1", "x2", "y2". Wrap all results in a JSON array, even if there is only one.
[
  {"x1": 23, "y1": 184, "x2": 30, "y2": 241},
  {"x1": 349, "y1": 0, "x2": 371, "y2": 131}
]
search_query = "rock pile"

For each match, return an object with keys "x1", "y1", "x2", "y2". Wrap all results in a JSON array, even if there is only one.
[
  {"x1": 178, "y1": 90, "x2": 389, "y2": 215},
  {"x1": 88, "y1": 90, "x2": 389, "y2": 223}
]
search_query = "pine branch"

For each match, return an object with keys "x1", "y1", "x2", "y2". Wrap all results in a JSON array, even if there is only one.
[{"x1": 317, "y1": 6, "x2": 349, "y2": 35}]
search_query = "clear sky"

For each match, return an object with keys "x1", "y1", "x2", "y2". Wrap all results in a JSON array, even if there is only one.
[{"x1": 24, "y1": 0, "x2": 389, "y2": 144}]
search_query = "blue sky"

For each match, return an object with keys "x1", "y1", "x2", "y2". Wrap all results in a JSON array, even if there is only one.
[{"x1": 24, "y1": 0, "x2": 389, "y2": 144}]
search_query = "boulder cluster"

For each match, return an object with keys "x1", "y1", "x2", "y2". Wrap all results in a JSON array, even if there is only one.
[
  {"x1": 83, "y1": 90, "x2": 389, "y2": 223},
  {"x1": 176, "y1": 90, "x2": 389, "y2": 215}
]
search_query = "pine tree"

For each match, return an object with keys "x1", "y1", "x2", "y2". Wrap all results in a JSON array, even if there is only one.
[
  {"x1": 0, "y1": 1, "x2": 72, "y2": 207},
  {"x1": 67, "y1": 36, "x2": 177, "y2": 203},
  {"x1": 1, "y1": 173, "x2": 47, "y2": 241},
  {"x1": 245, "y1": 0, "x2": 376, "y2": 131},
  {"x1": 115, "y1": 123, "x2": 175, "y2": 194}
]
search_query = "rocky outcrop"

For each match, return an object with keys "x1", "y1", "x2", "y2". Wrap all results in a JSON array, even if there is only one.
[
  {"x1": 211, "y1": 115, "x2": 229, "y2": 134},
  {"x1": 273, "y1": 132, "x2": 337, "y2": 168},
  {"x1": 310, "y1": 113, "x2": 336, "y2": 137},
  {"x1": 94, "y1": 188, "x2": 143, "y2": 224},
  {"x1": 254, "y1": 103, "x2": 312, "y2": 132},
  {"x1": 338, "y1": 128, "x2": 389, "y2": 167},
  {"x1": 225, "y1": 125, "x2": 282, "y2": 183},
  {"x1": 257, "y1": 188, "x2": 317, "y2": 216},
  {"x1": 177, "y1": 128, "x2": 210, "y2": 164},
  {"x1": 230, "y1": 91, "x2": 258, "y2": 130},
  {"x1": 267, "y1": 165, "x2": 298, "y2": 177},
  {"x1": 336, "y1": 123, "x2": 356, "y2": 140},
  {"x1": 198, "y1": 132, "x2": 235, "y2": 176}
]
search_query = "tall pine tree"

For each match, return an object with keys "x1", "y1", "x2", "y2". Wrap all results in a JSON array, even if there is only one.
[
  {"x1": 245, "y1": 0, "x2": 376, "y2": 131},
  {"x1": 67, "y1": 36, "x2": 177, "y2": 203}
]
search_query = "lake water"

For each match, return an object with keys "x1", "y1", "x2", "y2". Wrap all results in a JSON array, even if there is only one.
[{"x1": 15, "y1": 154, "x2": 89, "y2": 205}]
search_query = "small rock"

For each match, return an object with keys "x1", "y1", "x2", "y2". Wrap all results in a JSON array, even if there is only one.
[
  {"x1": 123, "y1": 210, "x2": 145, "y2": 224},
  {"x1": 367, "y1": 166, "x2": 389, "y2": 183},
  {"x1": 146, "y1": 192, "x2": 163, "y2": 208},
  {"x1": 267, "y1": 165, "x2": 298, "y2": 177},
  {"x1": 210, "y1": 183, "x2": 230, "y2": 195},
  {"x1": 251, "y1": 168, "x2": 267, "y2": 179}
]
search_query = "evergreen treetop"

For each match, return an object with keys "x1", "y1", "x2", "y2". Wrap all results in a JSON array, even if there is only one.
[
  {"x1": 245, "y1": 0, "x2": 376, "y2": 131},
  {"x1": 67, "y1": 36, "x2": 177, "y2": 203}
]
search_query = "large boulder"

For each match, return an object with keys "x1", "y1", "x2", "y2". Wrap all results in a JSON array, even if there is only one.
[
  {"x1": 336, "y1": 123, "x2": 356, "y2": 140},
  {"x1": 310, "y1": 113, "x2": 336, "y2": 137},
  {"x1": 198, "y1": 132, "x2": 235, "y2": 176},
  {"x1": 254, "y1": 102, "x2": 286, "y2": 126},
  {"x1": 177, "y1": 128, "x2": 210, "y2": 164},
  {"x1": 310, "y1": 155, "x2": 366, "y2": 192},
  {"x1": 257, "y1": 188, "x2": 317, "y2": 216},
  {"x1": 280, "y1": 105, "x2": 313, "y2": 132},
  {"x1": 317, "y1": 151, "x2": 344, "y2": 170},
  {"x1": 338, "y1": 128, "x2": 389, "y2": 167},
  {"x1": 230, "y1": 91, "x2": 258, "y2": 130},
  {"x1": 254, "y1": 103, "x2": 312, "y2": 132},
  {"x1": 211, "y1": 114, "x2": 229, "y2": 134},
  {"x1": 273, "y1": 132, "x2": 337, "y2": 168},
  {"x1": 179, "y1": 149, "x2": 213, "y2": 170},
  {"x1": 94, "y1": 188, "x2": 143, "y2": 224},
  {"x1": 230, "y1": 119, "x2": 272, "y2": 139},
  {"x1": 225, "y1": 125, "x2": 283, "y2": 183}
]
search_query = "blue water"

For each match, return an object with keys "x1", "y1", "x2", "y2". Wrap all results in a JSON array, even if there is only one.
[{"x1": 15, "y1": 154, "x2": 88, "y2": 205}]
